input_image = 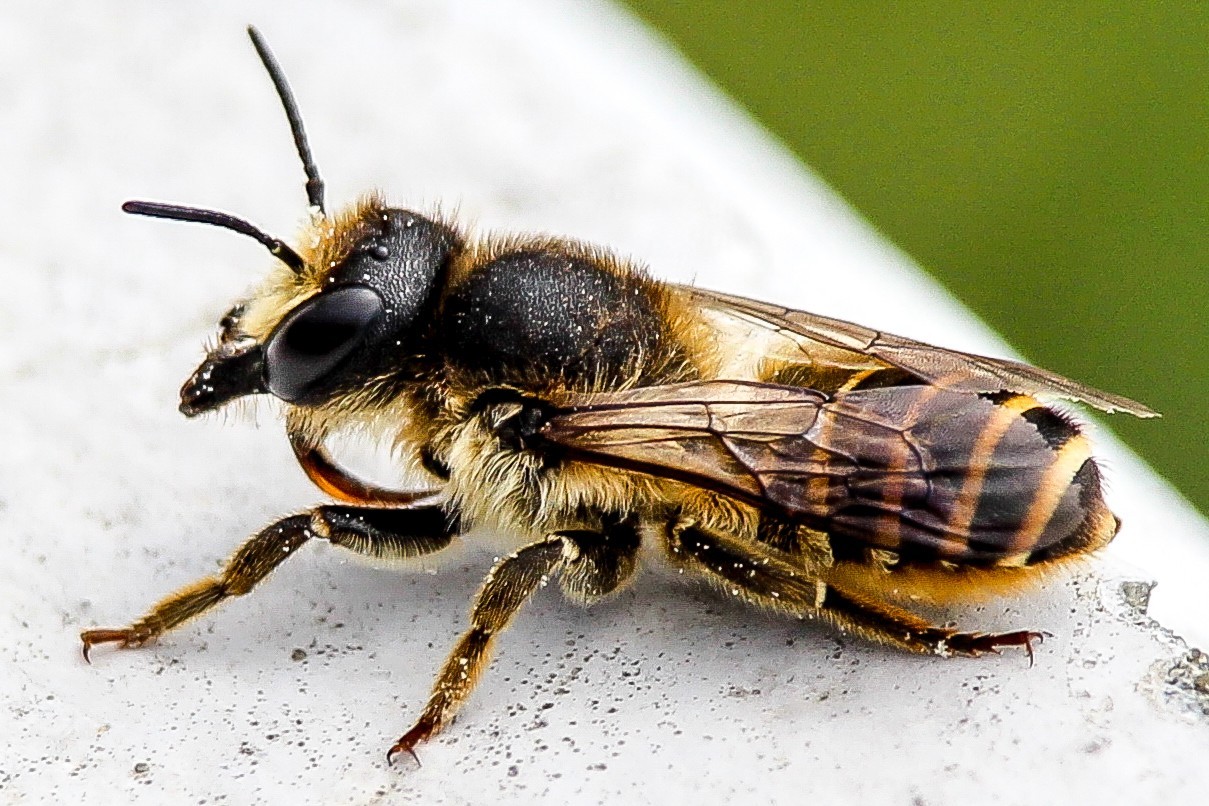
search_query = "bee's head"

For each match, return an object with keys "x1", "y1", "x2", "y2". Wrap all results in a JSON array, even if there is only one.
[
  {"x1": 151, "y1": 200, "x2": 460, "y2": 417},
  {"x1": 123, "y1": 27, "x2": 461, "y2": 417}
]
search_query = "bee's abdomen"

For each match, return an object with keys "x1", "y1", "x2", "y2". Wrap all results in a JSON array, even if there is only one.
[{"x1": 817, "y1": 388, "x2": 1119, "y2": 568}]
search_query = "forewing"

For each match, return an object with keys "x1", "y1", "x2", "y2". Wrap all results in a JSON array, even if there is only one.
[
  {"x1": 543, "y1": 381, "x2": 832, "y2": 506},
  {"x1": 686, "y1": 286, "x2": 1157, "y2": 418},
  {"x1": 543, "y1": 381, "x2": 1094, "y2": 564}
]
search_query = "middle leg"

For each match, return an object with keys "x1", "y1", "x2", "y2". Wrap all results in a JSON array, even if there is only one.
[{"x1": 387, "y1": 515, "x2": 642, "y2": 763}]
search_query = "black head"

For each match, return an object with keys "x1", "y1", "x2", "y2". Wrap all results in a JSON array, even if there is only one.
[
  {"x1": 125, "y1": 28, "x2": 461, "y2": 416},
  {"x1": 254, "y1": 206, "x2": 458, "y2": 408}
]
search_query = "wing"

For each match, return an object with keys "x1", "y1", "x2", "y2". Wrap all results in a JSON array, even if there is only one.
[
  {"x1": 542, "y1": 381, "x2": 1108, "y2": 565},
  {"x1": 685, "y1": 286, "x2": 1157, "y2": 418}
]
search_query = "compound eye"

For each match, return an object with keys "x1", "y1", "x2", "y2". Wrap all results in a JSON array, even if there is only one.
[{"x1": 264, "y1": 285, "x2": 384, "y2": 402}]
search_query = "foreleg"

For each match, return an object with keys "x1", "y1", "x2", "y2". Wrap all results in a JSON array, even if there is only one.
[{"x1": 81, "y1": 504, "x2": 459, "y2": 660}]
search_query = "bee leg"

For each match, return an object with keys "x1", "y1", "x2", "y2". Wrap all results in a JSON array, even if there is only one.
[
  {"x1": 289, "y1": 430, "x2": 442, "y2": 506},
  {"x1": 666, "y1": 519, "x2": 828, "y2": 610},
  {"x1": 667, "y1": 520, "x2": 1040, "y2": 659},
  {"x1": 81, "y1": 503, "x2": 458, "y2": 661},
  {"x1": 388, "y1": 518, "x2": 641, "y2": 764},
  {"x1": 557, "y1": 514, "x2": 642, "y2": 605},
  {"x1": 812, "y1": 586, "x2": 1044, "y2": 662}
]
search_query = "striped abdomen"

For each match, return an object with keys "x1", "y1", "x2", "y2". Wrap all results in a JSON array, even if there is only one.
[
  {"x1": 804, "y1": 386, "x2": 1118, "y2": 567},
  {"x1": 541, "y1": 380, "x2": 1119, "y2": 570}
]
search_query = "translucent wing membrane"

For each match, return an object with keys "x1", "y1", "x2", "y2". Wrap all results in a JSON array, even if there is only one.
[{"x1": 686, "y1": 286, "x2": 1157, "y2": 418}]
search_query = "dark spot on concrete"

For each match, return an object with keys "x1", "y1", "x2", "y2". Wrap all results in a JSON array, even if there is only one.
[{"x1": 1119, "y1": 580, "x2": 1155, "y2": 616}]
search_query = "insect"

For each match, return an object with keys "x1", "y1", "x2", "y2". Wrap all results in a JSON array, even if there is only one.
[{"x1": 81, "y1": 27, "x2": 1157, "y2": 764}]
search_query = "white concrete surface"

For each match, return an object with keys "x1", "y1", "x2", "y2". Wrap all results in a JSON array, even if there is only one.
[{"x1": 3, "y1": 1, "x2": 1207, "y2": 804}]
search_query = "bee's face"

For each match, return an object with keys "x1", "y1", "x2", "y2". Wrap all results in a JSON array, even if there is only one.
[{"x1": 178, "y1": 206, "x2": 461, "y2": 416}]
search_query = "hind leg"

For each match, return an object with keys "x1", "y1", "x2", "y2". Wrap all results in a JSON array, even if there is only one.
[{"x1": 666, "y1": 518, "x2": 1040, "y2": 659}]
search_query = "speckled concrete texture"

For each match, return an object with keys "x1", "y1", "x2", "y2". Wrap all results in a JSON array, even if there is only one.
[{"x1": 3, "y1": 2, "x2": 1208, "y2": 803}]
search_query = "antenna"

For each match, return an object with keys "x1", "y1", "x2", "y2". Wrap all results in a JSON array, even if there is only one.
[
  {"x1": 123, "y1": 200, "x2": 306, "y2": 273},
  {"x1": 247, "y1": 25, "x2": 326, "y2": 214}
]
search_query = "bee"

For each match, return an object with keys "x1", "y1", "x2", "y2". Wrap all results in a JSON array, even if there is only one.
[{"x1": 81, "y1": 27, "x2": 1157, "y2": 764}]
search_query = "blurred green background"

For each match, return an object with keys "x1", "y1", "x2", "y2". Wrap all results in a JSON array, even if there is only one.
[{"x1": 624, "y1": 2, "x2": 1207, "y2": 515}]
